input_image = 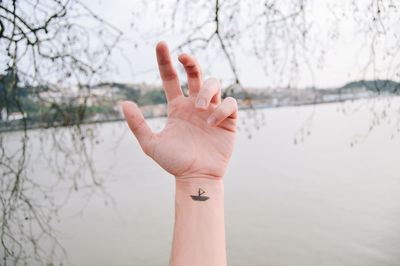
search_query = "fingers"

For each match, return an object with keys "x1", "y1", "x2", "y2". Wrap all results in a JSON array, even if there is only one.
[
  {"x1": 195, "y1": 78, "x2": 221, "y2": 110},
  {"x1": 207, "y1": 97, "x2": 238, "y2": 126},
  {"x1": 178, "y1": 53, "x2": 203, "y2": 96},
  {"x1": 122, "y1": 101, "x2": 154, "y2": 155},
  {"x1": 156, "y1": 41, "x2": 183, "y2": 102}
]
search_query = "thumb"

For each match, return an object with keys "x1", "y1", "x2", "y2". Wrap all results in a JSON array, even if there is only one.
[{"x1": 121, "y1": 101, "x2": 154, "y2": 155}]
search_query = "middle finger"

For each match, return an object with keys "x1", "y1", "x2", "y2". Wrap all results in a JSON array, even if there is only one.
[{"x1": 178, "y1": 53, "x2": 203, "y2": 96}]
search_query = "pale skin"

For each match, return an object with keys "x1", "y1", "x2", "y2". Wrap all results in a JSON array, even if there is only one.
[{"x1": 122, "y1": 41, "x2": 237, "y2": 266}]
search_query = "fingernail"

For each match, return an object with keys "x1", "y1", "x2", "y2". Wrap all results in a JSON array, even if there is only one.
[
  {"x1": 207, "y1": 116, "x2": 216, "y2": 125},
  {"x1": 196, "y1": 98, "x2": 207, "y2": 108}
]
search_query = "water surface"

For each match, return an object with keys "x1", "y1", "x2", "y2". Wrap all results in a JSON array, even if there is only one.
[{"x1": 13, "y1": 98, "x2": 400, "y2": 265}]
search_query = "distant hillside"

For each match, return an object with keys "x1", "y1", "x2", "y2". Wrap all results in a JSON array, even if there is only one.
[{"x1": 341, "y1": 80, "x2": 400, "y2": 94}]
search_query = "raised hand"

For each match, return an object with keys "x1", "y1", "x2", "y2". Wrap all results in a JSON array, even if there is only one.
[{"x1": 122, "y1": 41, "x2": 237, "y2": 180}]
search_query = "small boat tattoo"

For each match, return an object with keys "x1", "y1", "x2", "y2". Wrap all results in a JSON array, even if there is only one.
[{"x1": 190, "y1": 188, "x2": 209, "y2": 201}]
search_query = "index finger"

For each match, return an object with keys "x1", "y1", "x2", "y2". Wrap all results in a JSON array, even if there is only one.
[{"x1": 156, "y1": 41, "x2": 183, "y2": 102}]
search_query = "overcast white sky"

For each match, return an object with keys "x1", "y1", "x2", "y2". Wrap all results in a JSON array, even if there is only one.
[{"x1": 86, "y1": 0, "x2": 399, "y2": 89}]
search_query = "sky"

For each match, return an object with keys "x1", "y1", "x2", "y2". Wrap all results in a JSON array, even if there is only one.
[{"x1": 85, "y1": 0, "x2": 399, "y2": 89}]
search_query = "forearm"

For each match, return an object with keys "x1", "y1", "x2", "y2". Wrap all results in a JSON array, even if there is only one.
[{"x1": 170, "y1": 178, "x2": 227, "y2": 266}]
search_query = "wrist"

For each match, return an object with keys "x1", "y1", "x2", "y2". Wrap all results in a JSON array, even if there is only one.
[
  {"x1": 172, "y1": 177, "x2": 226, "y2": 266},
  {"x1": 175, "y1": 174, "x2": 223, "y2": 181},
  {"x1": 175, "y1": 177, "x2": 224, "y2": 203}
]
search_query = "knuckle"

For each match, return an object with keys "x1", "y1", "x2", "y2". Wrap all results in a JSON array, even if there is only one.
[
  {"x1": 221, "y1": 108, "x2": 230, "y2": 117},
  {"x1": 188, "y1": 72, "x2": 201, "y2": 78},
  {"x1": 202, "y1": 78, "x2": 220, "y2": 94},
  {"x1": 162, "y1": 71, "x2": 178, "y2": 81},
  {"x1": 225, "y1": 96, "x2": 237, "y2": 106},
  {"x1": 141, "y1": 142, "x2": 152, "y2": 156},
  {"x1": 141, "y1": 143, "x2": 150, "y2": 154},
  {"x1": 184, "y1": 61, "x2": 196, "y2": 68},
  {"x1": 160, "y1": 64, "x2": 178, "y2": 81},
  {"x1": 140, "y1": 135, "x2": 154, "y2": 157},
  {"x1": 217, "y1": 105, "x2": 230, "y2": 117},
  {"x1": 132, "y1": 118, "x2": 146, "y2": 132}
]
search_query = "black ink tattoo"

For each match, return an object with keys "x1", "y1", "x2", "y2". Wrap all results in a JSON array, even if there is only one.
[{"x1": 190, "y1": 188, "x2": 209, "y2": 201}]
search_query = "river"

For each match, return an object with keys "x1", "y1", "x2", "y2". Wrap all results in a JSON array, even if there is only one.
[{"x1": 5, "y1": 98, "x2": 400, "y2": 265}]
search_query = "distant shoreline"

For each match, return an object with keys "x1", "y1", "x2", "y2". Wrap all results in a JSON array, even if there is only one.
[{"x1": 2, "y1": 94, "x2": 398, "y2": 133}]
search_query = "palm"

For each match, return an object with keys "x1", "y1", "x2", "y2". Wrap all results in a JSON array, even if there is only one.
[
  {"x1": 122, "y1": 42, "x2": 237, "y2": 180},
  {"x1": 150, "y1": 97, "x2": 236, "y2": 178}
]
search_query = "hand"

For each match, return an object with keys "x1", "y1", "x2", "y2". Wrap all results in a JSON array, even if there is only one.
[{"x1": 122, "y1": 41, "x2": 237, "y2": 180}]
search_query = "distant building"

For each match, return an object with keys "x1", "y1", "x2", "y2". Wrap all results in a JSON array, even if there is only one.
[{"x1": 7, "y1": 112, "x2": 26, "y2": 121}]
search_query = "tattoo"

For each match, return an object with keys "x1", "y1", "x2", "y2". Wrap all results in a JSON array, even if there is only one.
[{"x1": 190, "y1": 188, "x2": 209, "y2": 201}]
